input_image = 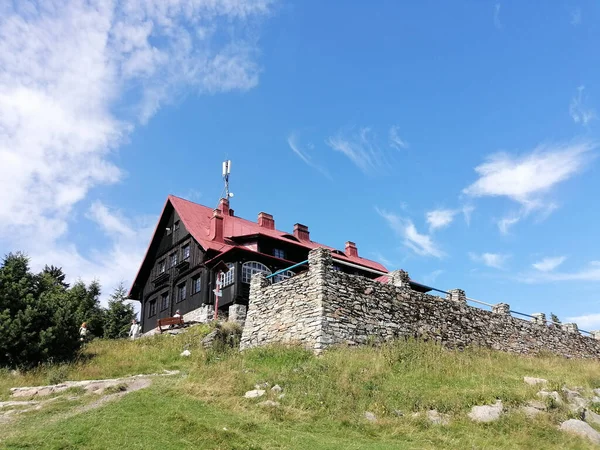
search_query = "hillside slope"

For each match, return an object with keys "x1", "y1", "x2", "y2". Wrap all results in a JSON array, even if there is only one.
[{"x1": 2, "y1": 325, "x2": 600, "y2": 449}]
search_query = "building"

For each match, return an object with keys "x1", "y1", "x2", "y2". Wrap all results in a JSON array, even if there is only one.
[{"x1": 129, "y1": 195, "x2": 428, "y2": 333}]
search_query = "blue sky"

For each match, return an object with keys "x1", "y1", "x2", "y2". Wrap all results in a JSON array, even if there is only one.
[{"x1": 1, "y1": 1, "x2": 600, "y2": 328}]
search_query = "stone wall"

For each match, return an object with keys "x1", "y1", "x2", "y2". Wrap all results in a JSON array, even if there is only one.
[{"x1": 240, "y1": 248, "x2": 600, "y2": 358}]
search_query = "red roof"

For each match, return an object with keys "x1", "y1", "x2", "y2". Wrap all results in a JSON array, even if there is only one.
[{"x1": 168, "y1": 195, "x2": 388, "y2": 272}]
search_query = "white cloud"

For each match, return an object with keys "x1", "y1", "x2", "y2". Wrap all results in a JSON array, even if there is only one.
[
  {"x1": 0, "y1": 0, "x2": 274, "y2": 299},
  {"x1": 377, "y1": 208, "x2": 445, "y2": 259},
  {"x1": 421, "y1": 269, "x2": 444, "y2": 285},
  {"x1": 288, "y1": 133, "x2": 331, "y2": 178},
  {"x1": 389, "y1": 126, "x2": 409, "y2": 150},
  {"x1": 469, "y1": 252, "x2": 510, "y2": 270},
  {"x1": 426, "y1": 209, "x2": 456, "y2": 231},
  {"x1": 532, "y1": 256, "x2": 567, "y2": 272},
  {"x1": 493, "y1": 3, "x2": 502, "y2": 29},
  {"x1": 461, "y1": 204, "x2": 475, "y2": 226},
  {"x1": 327, "y1": 127, "x2": 394, "y2": 175},
  {"x1": 570, "y1": 86, "x2": 596, "y2": 125},
  {"x1": 565, "y1": 314, "x2": 600, "y2": 330},
  {"x1": 464, "y1": 141, "x2": 595, "y2": 232},
  {"x1": 571, "y1": 8, "x2": 582, "y2": 26},
  {"x1": 518, "y1": 261, "x2": 600, "y2": 283}
]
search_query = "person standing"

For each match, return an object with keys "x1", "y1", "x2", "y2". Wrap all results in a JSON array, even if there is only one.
[
  {"x1": 129, "y1": 319, "x2": 141, "y2": 340},
  {"x1": 79, "y1": 322, "x2": 88, "y2": 342}
]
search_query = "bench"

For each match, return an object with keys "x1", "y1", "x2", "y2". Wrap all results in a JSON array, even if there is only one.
[{"x1": 157, "y1": 316, "x2": 184, "y2": 333}]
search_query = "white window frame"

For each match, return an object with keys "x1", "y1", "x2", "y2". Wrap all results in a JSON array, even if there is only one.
[
  {"x1": 192, "y1": 276, "x2": 201, "y2": 294},
  {"x1": 242, "y1": 261, "x2": 272, "y2": 283},
  {"x1": 182, "y1": 244, "x2": 190, "y2": 260},
  {"x1": 273, "y1": 270, "x2": 295, "y2": 283},
  {"x1": 221, "y1": 263, "x2": 235, "y2": 287}
]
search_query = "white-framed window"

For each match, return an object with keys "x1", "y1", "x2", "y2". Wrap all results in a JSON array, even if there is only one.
[
  {"x1": 177, "y1": 283, "x2": 186, "y2": 302},
  {"x1": 170, "y1": 252, "x2": 178, "y2": 267},
  {"x1": 182, "y1": 244, "x2": 190, "y2": 260},
  {"x1": 273, "y1": 248, "x2": 285, "y2": 259},
  {"x1": 160, "y1": 292, "x2": 170, "y2": 311},
  {"x1": 192, "y1": 276, "x2": 201, "y2": 294},
  {"x1": 273, "y1": 270, "x2": 295, "y2": 283},
  {"x1": 158, "y1": 259, "x2": 166, "y2": 274},
  {"x1": 221, "y1": 263, "x2": 235, "y2": 287},
  {"x1": 242, "y1": 261, "x2": 271, "y2": 283}
]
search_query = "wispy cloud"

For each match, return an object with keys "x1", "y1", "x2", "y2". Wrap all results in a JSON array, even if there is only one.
[
  {"x1": 421, "y1": 269, "x2": 444, "y2": 285},
  {"x1": 288, "y1": 133, "x2": 331, "y2": 178},
  {"x1": 426, "y1": 209, "x2": 457, "y2": 231},
  {"x1": 571, "y1": 8, "x2": 582, "y2": 26},
  {"x1": 565, "y1": 313, "x2": 600, "y2": 330},
  {"x1": 464, "y1": 141, "x2": 595, "y2": 232},
  {"x1": 469, "y1": 252, "x2": 510, "y2": 270},
  {"x1": 0, "y1": 0, "x2": 275, "y2": 300},
  {"x1": 376, "y1": 208, "x2": 445, "y2": 259},
  {"x1": 570, "y1": 86, "x2": 596, "y2": 125},
  {"x1": 389, "y1": 126, "x2": 409, "y2": 150},
  {"x1": 518, "y1": 261, "x2": 600, "y2": 283},
  {"x1": 462, "y1": 204, "x2": 475, "y2": 226},
  {"x1": 493, "y1": 3, "x2": 502, "y2": 29},
  {"x1": 327, "y1": 127, "x2": 396, "y2": 175},
  {"x1": 532, "y1": 256, "x2": 567, "y2": 272}
]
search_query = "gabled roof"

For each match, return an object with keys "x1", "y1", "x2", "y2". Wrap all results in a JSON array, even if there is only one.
[{"x1": 168, "y1": 195, "x2": 388, "y2": 272}]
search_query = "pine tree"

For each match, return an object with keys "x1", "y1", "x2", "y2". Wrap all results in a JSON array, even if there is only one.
[
  {"x1": 103, "y1": 283, "x2": 136, "y2": 339},
  {"x1": 550, "y1": 313, "x2": 561, "y2": 324}
]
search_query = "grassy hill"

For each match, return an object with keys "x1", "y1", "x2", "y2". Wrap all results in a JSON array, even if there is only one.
[{"x1": 2, "y1": 324, "x2": 600, "y2": 449}]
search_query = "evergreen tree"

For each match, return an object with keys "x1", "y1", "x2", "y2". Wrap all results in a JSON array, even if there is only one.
[
  {"x1": 103, "y1": 283, "x2": 135, "y2": 339},
  {"x1": 42, "y1": 265, "x2": 70, "y2": 288},
  {"x1": 68, "y1": 280, "x2": 105, "y2": 339},
  {"x1": 550, "y1": 313, "x2": 561, "y2": 324}
]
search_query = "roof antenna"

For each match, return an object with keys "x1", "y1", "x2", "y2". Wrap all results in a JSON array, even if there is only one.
[{"x1": 222, "y1": 160, "x2": 233, "y2": 200}]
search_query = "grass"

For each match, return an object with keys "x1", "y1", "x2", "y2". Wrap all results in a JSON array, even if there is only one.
[{"x1": 2, "y1": 325, "x2": 600, "y2": 449}]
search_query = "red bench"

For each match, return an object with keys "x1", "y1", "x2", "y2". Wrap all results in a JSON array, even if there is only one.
[{"x1": 157, "y1": 316, "x2": 184, "y2": 333}]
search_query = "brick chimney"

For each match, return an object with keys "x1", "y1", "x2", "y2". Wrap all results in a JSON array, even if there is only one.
[
  {"x1": 218, "y1": 198, "x2": 230, "y2": 216},
  {"x1": 293, "y1": 223, "x2": 310, "y2": 241},
  {"x1": 257, "y1": 212, "x2": 275, "y2": 230},
  {"x1": 210, "y1": 209, "x2": 224, "y2": 242},
  {"x1": 345, "y1": 241, "x2": 358, "y2": 258}
]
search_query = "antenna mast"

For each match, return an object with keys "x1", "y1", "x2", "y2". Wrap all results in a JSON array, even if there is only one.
[{"x1": 222, "y1": 160, "x2": 233, "y2": 200}]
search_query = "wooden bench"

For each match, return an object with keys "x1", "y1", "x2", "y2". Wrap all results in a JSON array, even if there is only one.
[{"x1": 157, "y1": 316, "x2": 184, "y2": 333}]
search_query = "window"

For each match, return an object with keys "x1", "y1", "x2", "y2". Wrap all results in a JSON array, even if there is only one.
[
  {"x1": 158, "y1": 259, "x2": 166, "y2": 274},
  {"x1": 148, "y1": 299, "x2": 157, "y2": 317},
  {"x1": 182, "y1": 244, "x2": 190, "y2": 260},
  {"x1": 242, "y1": 261, "x2": 272, "y2": 283},
  {"x1": 177, "y1": 283, "x2": 187, "y2": 302},
  {"x1": 192, "y1": 276, "x2": 201, "y2": 294},
  {"x1": 221, "y1": 263, "x2": 235, "y2": 286},
  {"x1": 332, "y1": 265, "x2": 342, "y2": 272},
  {"x1": 273, "y1": 248, "x2": 285, "y2": 259},
  {"x1": 174, "y1": 220, "x2": 180, "y2": 231},
  {"x1": 170, "y1": 252, "x2": 178, "y2": 267},
  {"x1": 273, "y1": 270, "x2": 295, "y2": 283},
  {"x1": 160, "y1": 292, "x2": 169, "y2": 311}
]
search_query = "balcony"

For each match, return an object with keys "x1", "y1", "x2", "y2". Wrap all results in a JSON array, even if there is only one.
[{"x1": 152, "y1": 271, "x2": 170, "y2": 286}]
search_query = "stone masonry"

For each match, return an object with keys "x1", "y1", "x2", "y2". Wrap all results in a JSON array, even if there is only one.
[{"x1": 240, "y1": 247, "x2": 600, "y2": 358}]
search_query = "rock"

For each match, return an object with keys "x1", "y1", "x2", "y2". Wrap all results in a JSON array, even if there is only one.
[
  {"x1": 201, "y1": 329, "x2": 219, "y2": 349},
  {"x1": 364, "y1": 411, "x2": 377, "y2": 422},
  {"x1": 180, "y1": 349, "x2": 191, "y2": 357},
  {"x1": 593, "y1": 388, "x2": 600, "y2": 397},
  {"x1": 255, "y1": 382, "x2": 269, "y2": 389},
  {"x1": 427, "y1": 409, "x2": 450, "y2": 425},
  {"x1": 521, "y1": 406, "x2": 543, "y2": 418},
  {"x1": 524, "y1": 377, "x2": 548, "y2": 386},
  {"x1": 537, "y1": 390, "x2": 563, "y2": 406},
  {"x1": 0, "y1": 401, "x2": 39, "y2": 408},
  {"x1": 527, "y1": 400, "x2": 547, "y2": 411},
  {"x1": 560, "y1": 419, "x2": 600, "y2": 444},
  {"x1": 585, "y1": 409, "x2": 600, "y2": 426},
  {"x1": 278, "y1": 393, "x2": 285, "y2": 400},
  {"x1": 258, "y1": 400, "x2": 280, "y2": 407},
  {"x1": 244, "y1": 389, "x2": 265, "y2": 399},
  {"x1": 468, "y1": 400, "x2": 503, "y2": 423},
  {"x1": 392, "y1": 409, "x2": 404, "y2": 417},
  {"x1": 271, "y1": 384, "x2": 283, "y2": 393}
]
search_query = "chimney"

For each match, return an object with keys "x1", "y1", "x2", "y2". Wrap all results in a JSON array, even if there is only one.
[
  {"x1": 257, "y1": 212, "x2": 275, "y2": 230},
  {"x1": 293, "y1": 223, "x2": 310, "y2": 241},
  {"x1": 210, "y1": 209, "x2": 224, "y2": 242},
  {"x1": 219, "y1": 198, "x2": 230, "y2": 216},
  {"x1": 345, "y1": 241, "x2": 358, "y2": 258}
]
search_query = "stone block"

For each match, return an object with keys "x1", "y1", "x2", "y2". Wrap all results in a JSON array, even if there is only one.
[
  {"x1": 492, "y1": 303, "x2": 510, "y2": 315},
  {"x1": 531, "y1": 313, "x2": 546, "y2": 325},
  {"x1": 229, "y1": 304, "x2": 247, "y2": 325},
  {"x1": 446, "y1": 289, "x2": 466, "y2": 304}
]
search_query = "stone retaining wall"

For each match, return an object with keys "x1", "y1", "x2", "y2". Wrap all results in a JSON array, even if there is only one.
[{"x1": 240, "y1": 248, "x2": 600, "y2": 358}]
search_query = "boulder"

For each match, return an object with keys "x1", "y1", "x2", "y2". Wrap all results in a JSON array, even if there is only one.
[
  {"x1": 244, "y1": 389, "x2": 265, "y2": 399},
  {"x1": 521, "y1": 406, "x2": 543, "y2": 418},
  {"x1": 427, "y1": 409, "x2": 450, "y2": 425},
  {"x1": 537, "y1": 390, "x2": 563, "y2": 406},
  {"x1": 524, "y1": 377, "x2": 548, "y2": 386},
  {"x1": 585, "y1": 409, "x2": 600, "y2": 426},
  {"x1": 180, "y1": 350, "x2": 191, "y2": 357},
  {"x1": 271, "y1": 384, "x2": 283, "y2": 393},
  {"x1": 468, "y1": 400, "x2": 503, "y2": 423},
  {"x1": 560, "y1": 419, "x2": 600, "y2": 444},
  {"x1": 527, "y1": 400, "x2": 547, "y2": 411},
  {"x1": 364, "y1": 411, "x2": 377, "y2": 422}
]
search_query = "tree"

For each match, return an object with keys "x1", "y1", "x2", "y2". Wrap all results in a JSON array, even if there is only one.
[
  {"x1": 103, "y1": 283, "x2": 135, "y2": 339},
  {"x1": 68, "y1": 280, "x2": 105, "y2": 339},
  {"x1": 550, "y1": 313, "x2": 561, "y2": 325},
  {"x1": 42, "y1": 265, "x2": 69, "y2": 288},
  {"x1": 0, "y1": 253, "x2": 81, "y2": 368}
]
